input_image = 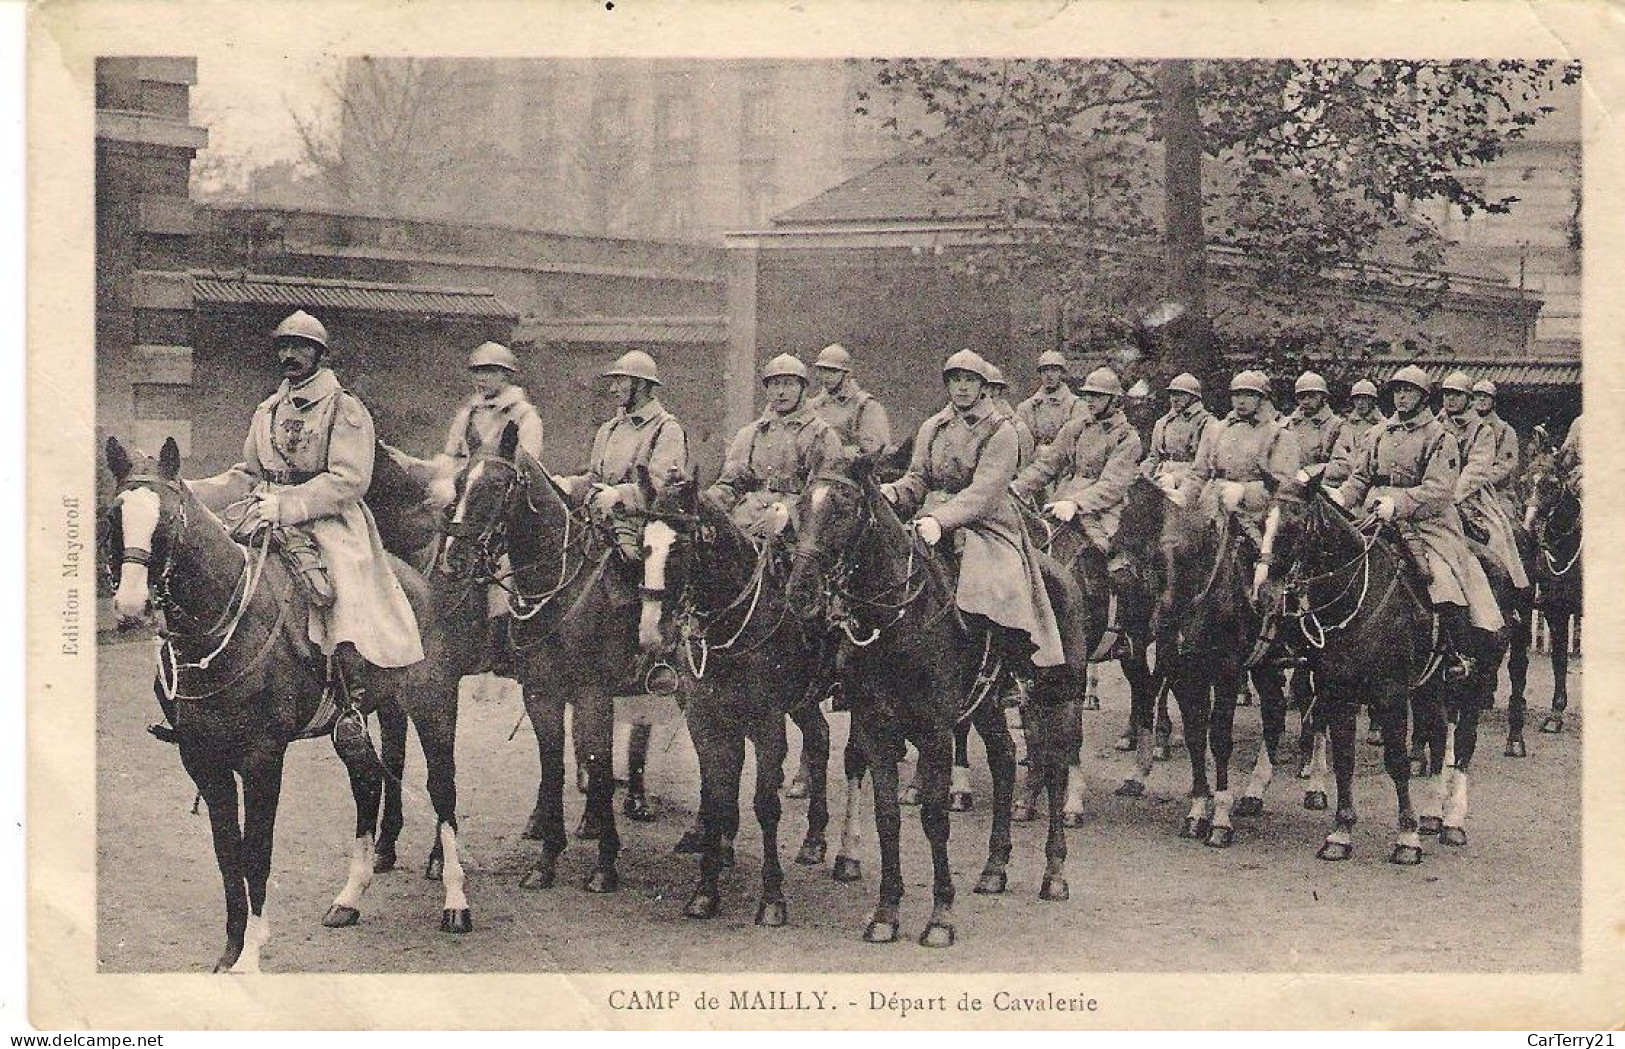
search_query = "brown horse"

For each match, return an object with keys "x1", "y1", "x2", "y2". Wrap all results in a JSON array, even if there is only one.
[
  {"x1": 104, "y1": 437, "x2": 468, "y2": 973},
  {"x1": 1524, "y1": 463, "x2": 1582, "y2": 735}
]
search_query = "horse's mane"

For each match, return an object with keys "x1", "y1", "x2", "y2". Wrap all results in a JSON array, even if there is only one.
[{"x1": 369, "y1": 441, "x2": 451, "y2": 560}]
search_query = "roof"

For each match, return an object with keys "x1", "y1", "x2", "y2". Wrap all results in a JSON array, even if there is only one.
[
  {"x1": 1366, "y1": 357, "x2": 1581, "y2": 388},
  {"x1": 190, "y1": 270, "x2": 519, "y2": 320},
  {"x1": 517, "y1": 315, "x2": 726, "y2": 346},
  {"x1": 774, "y1": 152, "x2": 1006, "y2": 226}
]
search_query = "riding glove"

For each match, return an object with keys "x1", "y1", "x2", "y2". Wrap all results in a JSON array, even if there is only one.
[
  {"x1": 916, "y1": 516, "x2": 943, "y2": 546},
  {"x1": 1046, "y1": 499, "x2": 1079, "y2": 523}
]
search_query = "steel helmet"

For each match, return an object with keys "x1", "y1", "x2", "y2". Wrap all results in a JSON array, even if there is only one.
[
  {"x1": 1350, "y1": 378, "x2": 1379, "y2": 399},
  {"x1": 1389, "y1": 364, "x2": 1432, "y2": 392},
  {"x1": 762, "y1": 353, "x2": 809, "y2": 383},
  {"x1": 603, "y1": 349, "x2": 662, "y2": 385},
  {"x1": 813, "y1": 343, "x2": 853, "y2": 372},
  {"x1": 272, "y1": 309, "x2": 329, "y2": 350},
  {"x1": 984, "y1": 363, "x2": 1009, "y2": 389},
  {"x1": 1294, "y1": 371, "x2": 1329, "y2": 396},
  {"x1": 1472, "y1": 379, "x2": 1498, "y2": 398},
  {"x1": 467, "y1": 341, "x2": 519, "y2": 373},
  {"x1": 1126, "y1": 378, "x2": 1150, "y2": 398},
  {"x1": 1036, "y1": 350, "x2": 1069, "y2": 372},
  {"x1": 1440, "y1": 370, "x2": 1474, "y2": 394},
  {"x1": 1167, "y1": 373, "x2": 1202, "y2": 397},
  {"x1": 1229, "y1": 370, "x2": 1270, "y2": 396},
  {"x1": 942, "y1": 349, "x2": 993, "y2": 383},
  {"x1": 1080, "y1": 366, "x2": 1124, "y2": 397}
]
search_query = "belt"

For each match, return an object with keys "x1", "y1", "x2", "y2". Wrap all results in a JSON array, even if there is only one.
[{"x1": 266, "y1": 469, "x2": 322, "y2": 485}]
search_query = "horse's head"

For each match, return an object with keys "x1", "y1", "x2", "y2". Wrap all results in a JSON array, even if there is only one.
[
  {"x1": 441, "y1": 421, "x2": 522, "y2": 580},
  {"x1": 104, "y1": 435, "x2": 187, "y2": 623},
  {"x1": 786, "y1": 453, "x2": 870, "y2": 618},
  {"x1": 1251, "y1": 467, "x2": 1326, "y2": 608},
  {"x1": 639, "y1": 466, "x2": 702, "y2": 654},
  {"x1": 1525, "y1": 465, "x2": 1580, "y2": 535}
]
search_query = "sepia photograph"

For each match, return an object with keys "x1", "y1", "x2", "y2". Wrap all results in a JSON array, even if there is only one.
[{"x1": 26, "y1": 0, "x2": 1625, "y2": 1031}]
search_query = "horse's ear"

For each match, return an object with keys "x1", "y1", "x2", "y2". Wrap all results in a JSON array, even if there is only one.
[
  {"x1": 106, "y1": 436, "x2": 133, "y2": 483},
  {"x1": 158, "y1": 437, "x2": 181, "y2": 480},
  {"x1": 498, "y1": 420, "x2": 519, "y2": 461}
]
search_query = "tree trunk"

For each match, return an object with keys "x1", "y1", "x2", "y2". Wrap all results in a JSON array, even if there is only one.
[{"x1": 1156, "y1": 61, "x2": 1226, "y2": 393}]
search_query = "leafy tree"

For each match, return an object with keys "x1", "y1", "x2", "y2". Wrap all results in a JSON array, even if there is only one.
[{"x1": 863, "y1": 58, "x2": 1579, "y2": 398}]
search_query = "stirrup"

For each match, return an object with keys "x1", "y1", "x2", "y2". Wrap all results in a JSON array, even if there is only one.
[{"x1": 1442, "y1": 654, "x2": 1476, "y2": 683}]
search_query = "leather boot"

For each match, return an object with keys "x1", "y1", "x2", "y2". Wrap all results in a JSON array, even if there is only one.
[{"x1": 1437, "y1": 604, "x2": 1477, "y2": 682}]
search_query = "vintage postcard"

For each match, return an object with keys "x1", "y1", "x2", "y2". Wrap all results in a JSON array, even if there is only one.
[{"x1": 26, "y1": 0, "x2": 1625, "y2": 1031}]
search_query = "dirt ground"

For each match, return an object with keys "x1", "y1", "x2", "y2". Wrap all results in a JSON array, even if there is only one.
[{"x1": 96, "y1": 636, "x2": 1582, "y2": 974}]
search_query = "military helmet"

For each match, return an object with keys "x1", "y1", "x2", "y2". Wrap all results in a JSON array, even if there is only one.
[
  {"x1": 943, "y1": 349, "x2": 994, "y2": 383},
  {"x1": 1167, "y1": 372, "x2": 1203, "y2": 397},
  {"x1": 762, "y1": 353, "x2": 809, "y2": 384},
  {"x1": 1036, "y1": 350, "x2": 1069, "y2": 372},
  {"x1": 272, "y1": 309, "x2": 329, "y2": 351},
  {"x1": 467, "y1": 341, "x2": 520, "y2": 373},
  {"x1": 813, "y1": 343, "x2": 853, "y2": 372},
  {"x1": 1229, "y1": 370, "x2": 1270, "y2": 396},
  {"x1": 1350, "y1": 378, "x2": 1379, "y2": 399},
  {"x1": 1080, "y1": 366, "x2": 1124, "y2": 397},
  {"x1": 984, "y1": 363, "x2": 1009, "y2": 389},
  {"x1": 1126, "y1": 378, "x2": 1151, "y2": 399},
  {"x1": 1294, "y1": 371, "x2": 1329, "y2": 396},
  {"x1": 1388, "y1": 364, "x2": 1432, "y2": 392},
  {"x1": 1472, "y1": 379, "x2": 1498, "y2": 398},
  {"x1": 603, "y1": 349, "x2": 662, "y2": 385},
  {"x1": 1440, "y1": 370, "x2": 1474, "y2": 395}
]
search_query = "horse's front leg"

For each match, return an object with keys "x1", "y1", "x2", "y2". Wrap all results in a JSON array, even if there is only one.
[
  {"x1": 1237, "y1": 665, "x2": 1286, "y2": 818},
  {"x1": 916, "y1": 721, "x2": 956, "y2": 948},
  {"x1": 831, "y1": 738, "x2": 867, "y2": 882},
  {"x1": 180, "y1": 745, "x2": 249, "y2": 974},
  {"x1": 579, "y1": 690, "x2": 621, "y2": 893},
  {"x1": 412, "y1": 683, "x2": 472, "y2": 932},
  {"x1": 1442, "y1": 697, "x2": 1483, "y2": 848},
  {"x1": 323, "y1": 712, "x2": 381, "y2": 933},
  {"x1": 1379, "y1": 689, "x2": 1422, "y2": 865},
  {"x1": 519, "y1": 682, "x2": 569, "y2": 890},
  {"x1": 1316, "y1": 704, "x2": 1359, "y2": 862},
  {"x1": 1505, "y1": 594, "x2": 1531, "y2": 756},
  {"x1": 373, "y1": 704, "x2": 407, "y2": 873},
  {"x1": 970, "y1": 694, "x2": 1015, "y2": 896},
  {"x1": 1542, "y1": 612, "x2": 1571, "y2": 731},
  {"x1": 862, "y1": 720, "x2": 905, "y2": 944},
  {"x1": 1171, "y1": 670, "x2": 1213, "y2": 839},
  {"x1": 1115, "y1": 652, "x2": 1156, "y2": 798},
  {"x1": 750, "y1": 699, "x2": 790, "y2": 926},
  {"x1": 787, "y1": 702, "x2": 830, "y2": 864},
  {"x1": 683, "y1": 696, "x2": 741, "y2": 919},
  {"x1": 1206, "y1": 671, "x2": 1240, "y2": 848}
]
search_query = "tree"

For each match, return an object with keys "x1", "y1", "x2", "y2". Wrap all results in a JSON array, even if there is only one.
[{"x1": 863, "y1": 59, "x2": 1580, "y2": 396}]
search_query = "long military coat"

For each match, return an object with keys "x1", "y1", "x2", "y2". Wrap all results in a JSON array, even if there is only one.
[{"x1": 1443, "y1": 409, "x2": 1529, "y2": 590}]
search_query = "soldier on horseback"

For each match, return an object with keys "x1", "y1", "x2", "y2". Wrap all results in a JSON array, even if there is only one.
[
  {"x1": 1184, "y1": 369, "x2": 1302, "y2": 548},
  {"x1": 986, "y1": 364, "x2": 1037, "y2": 467},
  {"x1": 1557, "y1": 413, "x2": 1582, "y2": 488},
  {"x1": 191, "y1": 309, "x2": 424, "y2": 684},
  {"x1": 1328, "y1": 365, "x2": 1505, "y2": 680},
  {"x1": 1471, "y1": 379, "x2": 1522, "y2": 520},
  {"x1": 807, "y1": 343, "x2": 892, "y2": 459},
  {"x1": 1011, "y1": 365, "x2": 1144, "y2": 649},
  {"x1": 1439, "y1": 371, "x2": 1530, "y2": 595},
  {"x1": 1140, "y1": 372, "x2": 1211, "y2": 486},
  {"x1": 1017, "y1": 350, "x2": 1086, "y2": 461},
  {"x1": 1284, "y1": 372, "x2": 1354, "y2": 483}
]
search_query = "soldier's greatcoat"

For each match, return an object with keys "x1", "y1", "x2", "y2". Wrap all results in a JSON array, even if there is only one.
[
  {"x1": 443, "y1": 384, "x2": 546, "y2": 463},
  {"x1": 1335, "y1": 409, "x2": 1504, "y2": 632},
  {"x1": 1142, "y1": 400, "x2": 1212, "y2": 485},
  {"x1": 891, "y1": 398, "x2": 1065, "y2": 667},
  {"x1": 575, "y1": 397, "x2": 690, "y2": 511},
  {"x1": 1443, "y1": 409, "x2": 1529, "y2": 590},
  {"x1": 991, "y1": 397, "x2": 1037, "y2": 468},
  {"x1": 711, "y1": 403, "x2": 844, "y2": 538},
  {"x1": 1014, "y1": 407, "x2": 1142, "y2": 551},
  {"x1": 1478, "y1": 409, "x2": 1522, "y2": 519},
  {"x1": 1186, "y1": 410, "x2": 1302, "y2": 533},
  {"x1": 807, "y1": 381, "x2": 892, "y2": 458},
  {"x1": 1284, "y1": 403, "x2": 1355, "y2": 483},
  {"x1": 1016, "y1": 385, "x2": 1086, "y2": 453},
  {"x1": 192, "y1": 367, "x2": 424, "y2": 668}
]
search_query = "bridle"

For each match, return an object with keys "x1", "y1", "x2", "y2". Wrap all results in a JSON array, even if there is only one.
[{"x1": 1531, "y1": 481, "x2": 1582, "y2": 578}]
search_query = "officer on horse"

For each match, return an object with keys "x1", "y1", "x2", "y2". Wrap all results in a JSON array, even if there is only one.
[
  {"x1": 1284, "y1": 371, "x2": 1354, "y2": 483},
  {"x1": 1471, "y1": 379, "x2": 1522, "y2": 521},
  {"x1": 1183, "y1": 369, "x2": 1302, "y2": 548}
]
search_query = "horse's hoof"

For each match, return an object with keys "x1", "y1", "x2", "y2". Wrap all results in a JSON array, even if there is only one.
[
  {"x1": 1011, "y1": 800, "x2": 1038, "y2": 823},
  {"x1": 949, "y1": 791, "x2": 974, "y2": 812},
  {"x1": 674, "y1": 829, "x2": 704, "y2": 854},
  {"x1": 1039, "y1": 874, "x2": 1070, "y2": 901},
  {"x1": 755, "y1": 899, "x2": 789, "y2": 927},
  {"x1": 1303, "y1": 791, "x2": 1328, "y2": 812},
  {"x1": 1062, "y1": 810, "x2": 1086, "y2": 828},
  {"x1": 899, "y1": 785, "x2": 921, "y2": 806},
  {"x1": 575, "y1": 813, "x2": 602, "y2": 841},
  {"x1": 1115, "y1": 779, "x2": 1145, "y2": 798},
  {"x1": 521, "y1": 814, "x2": 547, "y2": 841},
  {"x1": 1178, "y1": 816, "x2": 1202, "y2": 839},
  {"x1": 1206, "y1": 824, "x2": 1235, "y2": 849},
  {"x1": 684, "y1": 892, "x2": 720, "y2": 919},
  {"x1": 372, "y1": 848, "x2": 397, "y2": 874},
  {"x1": 974, "y1": 869, "x2": 1008, "y2": 895},
  {"x1": 1316, "y1": 840, "x2": 1353, "y2": 862},
  {"x1": 519, "y1": 862, "x2": 557, "y2": 891},
  {"x1": 864, "y1": 919, "x2": 900, "y2": 944},
  {"x1": 1418, "y1": 815, "x2": 1443, "y2": 836},
  {"x1": 423, "y1": 856, "x2": 443, "y2": 882},
  {"x1": 1540, "y1": 716, "x2": 1564, "y2": 734},
  {"x1": 583, "y1": 868, "x2": 620, "y2": 894},
  {"x1": 832, "y1": 856, "x2": 862, "y2": 883},
  {"x1": 1504, "y1": 738, "x2": 1528, "y2": 758},
  {"x1": 1114, "y1": 733, "x2": 1136, "y2": 753},
  {"x1": 1152, "y1": 741, "x2": 1172, "y2": 762},
  {"x1": 1440, "y1": 826, "x2": 1468, "y2": 847},
  {"x1": 321, "y1": 904, "x2": 361, "y2": 928},
  {"x1": 440, "y1": 907, "x2": 473, "y2": 934},
  {"x1": 622, "y1": 792, "x2": 656, "y2": 823},
  {"x1": 786, "y1": 777, "x2": 809, "y2": 800},
  {"x1": 795, "y1": 839, "x2": 827, "y2": 866},
  {"x1": 1234, "y1": 796, "x2": 1263, "y2": 819},
  {"x1": 919, "y1": 922, "x2": 956, "y2": 948},
  {"x1": 1388, "y1": 843, "x2": 1423, "y2": 866}
]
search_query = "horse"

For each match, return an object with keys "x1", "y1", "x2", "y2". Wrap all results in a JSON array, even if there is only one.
[
  {"x1": 636, "y1": 470, "x2": 833, "y2": 925},
  {"x1": 438, "y1": 421, "x2": 639, "y2": 894},
  {"x1": 1252, "y1": 468, "x2": 1508, "y2": 859},
  {"x1": 104, "y1": 436, "x2": 469, "y2": 974},
  {"x1": 786, "y1": 455, "x2": 1084, "y2": 946},
  {"x1": 1524, "y1": 463, "x2": 1582, "y2": 735},
  {"x1": 1151, "y1": 485, "x2": 1290, "y2": 848}
]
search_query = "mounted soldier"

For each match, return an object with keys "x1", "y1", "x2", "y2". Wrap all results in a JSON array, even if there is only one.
[
  {"x1": 1284, "y1": 371, "x2": 1354, "y2": 484},
  {"x1": 191, "y1": 309, "x2": 424, "y2": 682},
  {"x1": 1329, "y1": 365, "x2": 1504, "y2": 679},
  {"x1": 1471, "y1": 379, "x2": 1522, "y2": 521},
  {"x1": 1012, "y1": 365, "x2": 1143, "y2": 646},
  {"x1": 1440, "y1": 370, "x2": 1530, "y2": 595},
  {"x1": 882, "y1": 349, "x2": 1068, "y2": 670},
  {"x1": 1183, "y1": 370, "x2": 1302, "y2": 548},
  {"x1": 1140, "y1": 372, "x2": 1211, "y2": 487},
  {"x1": 707, "y1": 353, "x2": 845, "y2": 540},
  {"x1": 807, "y1": 343, "x2": 893, "y2": 459},
  {"x1": 1017, "y1": 350, "x2": 1086, "y2": 461},
  {"x1": 1556, "y1": 413, "x2": 1582, "y2": 488},
  {"x1": 985, "y1": 364, "x2": 1037, "y2": 467}
]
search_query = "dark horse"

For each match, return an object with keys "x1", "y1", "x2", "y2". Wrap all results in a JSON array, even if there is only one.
[
  {"x1": 1152, "y1": 487, "x2": 1290, "y2": 848},
  {"x1": 1252, "y1": 469, "x2": 1509, "y2": 858},
  {"x1": 787, "y1": 456, "x2": 1085, "y2": 946},
  {"x1": 1523, "y1": 463, "x2": 1582, "y2": 735},
  {"x1": 636, "y1": 471, "x2": 831, "y2": 925},
  {"x1": 104, "y1": 437, "x2": 468, "y2": 973},
  {"x1": 439, "y1": 421, "x2": 638, "y2": 893}
]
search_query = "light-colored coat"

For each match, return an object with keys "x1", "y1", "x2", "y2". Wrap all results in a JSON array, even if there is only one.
[
  {"x1": 1014, "y1": 408, "x2": 1142, "y2": 551},
  {"x1": 807, "y1": 381, "x2": 892, "y2": 457},
  {"x1": 711, "y1": 403, "x2": 843, "y2": 537},
  {"x1": 1335, "y1": 409, "x2": 1504, "y2": 632},
  {"x1": 1557, "y1": 413, "x2": 1582, "y2": 486},
  {"x1": 191, "y1": 368, "x2": 424, "y2": 668},
  {"x1": 1284, "y1": 404, "x2": 1355, "y2": 483},
  {"x1": 1142, "y1": 400, "x2": 1212, "y2": 484},
  {"x1": 443, "y1": 384, "x2": 545, "y2": 463},
  {"x1": 1443, "y1": 409, "x2": 1529, "y2": 590},
  {"x1": 575, "y1": 397, "x2": 690, "y2": 511},
  {"x1": 1186, "y1": 411, "x2": 1302, "y2": 531},
  {"x1": 1016, "y1": 386, "x2": 1086, "y2": 452},
  {"x1": 991, "y1": 397, "x2": 1037, "y2": 467},
  {"x1": 1479, "y1": 409, "x2": 1522, "y2": 518},
  {"x1": 892, "y1": 399, "x2": 1065, "y2": 668}
]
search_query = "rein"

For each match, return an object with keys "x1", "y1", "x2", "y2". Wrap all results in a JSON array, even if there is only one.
[{"x1": 1534, "y1": 495, "x2": 1582, "y2": 578}]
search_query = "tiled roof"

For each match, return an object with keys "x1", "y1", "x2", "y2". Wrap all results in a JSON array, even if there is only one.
[
  {"x1": 774, "y1": 152, "x2": 1006, "y2": 226},
  {"x1": 190, "y1": 271, "x2": 519, "y2": 319},
  {"x1": 1366, "y1": 357, "x2": 1581, "y2": 388}
]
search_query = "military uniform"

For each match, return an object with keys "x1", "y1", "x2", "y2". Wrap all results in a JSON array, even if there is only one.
[
  {"x1": 1442, "y1": 408, "x2": 1529, "y2": 591},
  {"x1": 1187, "y1": 411, "x2": 1302, "y2": 537},
  {"x1": 192, "y1": 367, "x2": 424, "y2": 668},
  {"x1": 807, "y1": 381, "x2": 891, "y2": 458},
  {"x1": 991, "y1": 396, "x2": 1037, "y2": 467},
  {"x1": 1142, "y1": 399, "x2": 1212, "y2": 485},
  {"x1": 1014, "y1": 408, "x2": 1142, "y2": 554},
  {"x1": 576, "y1": 398, "x2": 689, "y2": 510},
  {"x1": 1016, "y1": 386, "x2": 1086, "y2": 455},
  {"x1": 443, "y1": 384, "x2": 545, "y2": 464},
  {"x1": 1284, "y1": 403, "x2": 1354, "y2": 484},
  {"x1": 1478, "y1": 407, "x2": 1522, "y2": 519},
  {"x1": 1557, "y1": 414, "x2": 1582, "y2": 486},
  {"x1": 711, "y1": 404, "x2": 843, "y2": 538}
]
